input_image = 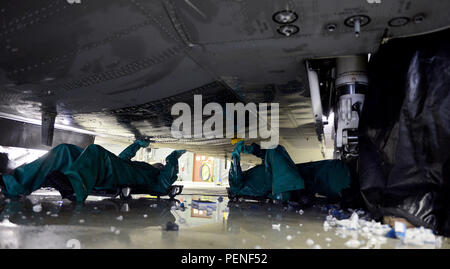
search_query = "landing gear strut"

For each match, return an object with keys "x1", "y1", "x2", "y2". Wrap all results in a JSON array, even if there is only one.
[
  {"x1": 334, "y1": 55, "x2": 368, "y2": 160},
  {"x1": 306, "y1": 54, "x2": 368, "y2": 161}
]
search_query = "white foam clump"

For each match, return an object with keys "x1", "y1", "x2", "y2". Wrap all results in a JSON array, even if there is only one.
[
  {"x1": 116, "y1": 216, "x2": 123, "y2": 221},
  {"x1": 306, "y1": 239, "x2": 314, "y2": 246},
  {"x1": 335, "y1": 212, "x2": 360, "y2": 230},
  {"x1": 272, "y1": 224, "x2": 281, "y2": 231},
  {"x1": 324, "y1": 212, "x2": 391, "y2": 249},
  {"x1": 402, "y1": 227, "x2": 442, "y2": 247},
  {"x1": 324, "y1": 212, "x2": 444, "y2": 249},
  {"x1": 325, "y1": 212, "x2": 391, "y2": 235}
]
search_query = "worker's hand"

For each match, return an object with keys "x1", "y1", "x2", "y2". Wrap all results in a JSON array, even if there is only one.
[
  {"x1": 243, "y1": 143, "x2": 260, "y2": 154},
  {"x1": 171, "y1": 149, "x2": 187, "y2": 159},
  {"x1": 243, "y1": 145, "x2": 253, "y2": 154},
  {"x1": 136, "y1": 139, "x2": 150, "y2": 147},
  {"x1": 165, "y1": 150, "x2": 186, "y2": 164}
]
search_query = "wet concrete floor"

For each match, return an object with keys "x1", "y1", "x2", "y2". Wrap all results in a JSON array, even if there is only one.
[{"x1": 0, "y1": 189, "x2": 448, "y2": 249}]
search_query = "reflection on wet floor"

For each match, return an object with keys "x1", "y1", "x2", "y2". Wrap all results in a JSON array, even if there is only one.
[{"x1": 0, "y1": 191, "x2": 448, "y2": 249}]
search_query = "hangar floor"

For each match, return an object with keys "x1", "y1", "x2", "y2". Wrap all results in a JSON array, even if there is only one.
[{"x1": 0, "y1": 187, "x2": 448, "y2": 249}]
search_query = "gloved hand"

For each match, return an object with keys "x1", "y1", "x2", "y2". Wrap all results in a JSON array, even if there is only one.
[
  {"x1": 170, "y1": 149, "x2": 187, "y2": 159},
  {"x1": 243, "y1": 144, "x2": 254, "y2": 154},
  {"x1": 136, "y1": 139, "x2": 150, "y2": 147},
  {"x1": 243, "y1": 143, "x2": 264, "y2": 158}
]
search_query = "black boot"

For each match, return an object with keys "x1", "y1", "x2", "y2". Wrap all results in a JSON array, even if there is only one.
[{"x1": 45, "y1": 171, "x2": 76, "y2": 201}]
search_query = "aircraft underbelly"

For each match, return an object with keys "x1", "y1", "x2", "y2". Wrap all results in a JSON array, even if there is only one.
[{"x1": 1, "y1": 0, "x2": 449, "y2": 161}]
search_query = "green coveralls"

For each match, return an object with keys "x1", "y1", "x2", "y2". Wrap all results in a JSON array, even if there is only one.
[
  {"x1": 229, "y1": 142, "x2": 304, "y2": 201},
  {"x1": 296, "y1": 160, "x2": 351, "y2": 200},
  {"x1": 228, "y1": 142, "x2": 351, "y2": 201},
  {"x1": 1, "y1": 141, "x2": 185, "y2": 202}
]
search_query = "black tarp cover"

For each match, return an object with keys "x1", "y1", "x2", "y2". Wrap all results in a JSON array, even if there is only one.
[{"x1": 359, "y1": 29, "x2": 450, "y2": 235}]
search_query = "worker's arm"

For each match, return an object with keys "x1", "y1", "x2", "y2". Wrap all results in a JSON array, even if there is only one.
[
  {"x1": 228, "y1": 154, "x2": 245, "y2": 193},
  {"x1": 153, "y1": 150, "x2": 186, "y2": 193},
  {"x1": 228, "y1": 141, "x2": 245, "y2": 193},
  {"x1": 118, "y1": 139, "x2": 150, "y2": 161},
  {"x1": 243, "y1": 143, "x2": 266, "y2": 159}
]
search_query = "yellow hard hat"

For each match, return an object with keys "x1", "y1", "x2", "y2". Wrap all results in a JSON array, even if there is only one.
[{"x1": 231, "y1": 138, "x2": 244, "y2": 145}]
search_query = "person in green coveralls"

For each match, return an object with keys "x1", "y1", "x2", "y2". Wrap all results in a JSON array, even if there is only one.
[
  {"x1": 0, "y1": 140, "x2": 186, "y2": 202},
  {"x1": 228, "y1": 140, "x2": 351, "y2": 203}
]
